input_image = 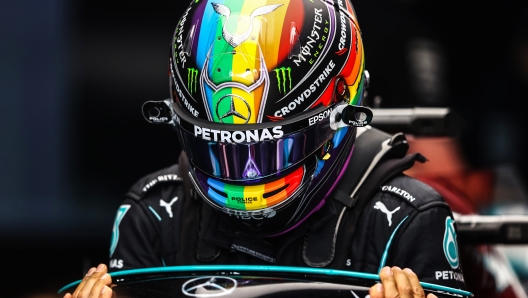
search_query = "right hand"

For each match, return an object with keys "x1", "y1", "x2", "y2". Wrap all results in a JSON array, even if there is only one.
[
  {"x1": 63, "y1": 263, "x2": 114, "y2": 298},
  {"x1": 370, "y1": 266, "x2": 438, "y2": 298}
]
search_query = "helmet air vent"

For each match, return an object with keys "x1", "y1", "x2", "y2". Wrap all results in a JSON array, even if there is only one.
[
  {"x1": 288, "y1": 23, "x2": 302, "y2": 60},
  {"x1": 182, "y1": 23, "x2": 197, "y2": 58}
]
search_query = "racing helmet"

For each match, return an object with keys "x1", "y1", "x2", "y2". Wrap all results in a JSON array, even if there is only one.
[{"x1": 143, "y1": 0, "x2": 372, "y2": 236}]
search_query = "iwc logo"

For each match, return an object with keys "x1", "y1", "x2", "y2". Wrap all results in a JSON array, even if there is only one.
[
  {"x1": 182, "y1": 276, "x2": 237, "y2": 297},
  {"x1": 216, "y1": 95, "x2": 251, "y2": 123},
  {"x1": 443, "y1": 216, "x2": 460, "y2": 269}
]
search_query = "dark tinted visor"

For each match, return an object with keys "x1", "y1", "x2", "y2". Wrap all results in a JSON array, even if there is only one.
[{"x1": 172, "y1": 101, "x2": 337, "y2": 181}]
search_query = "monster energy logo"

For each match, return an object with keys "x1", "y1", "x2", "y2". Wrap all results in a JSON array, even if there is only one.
[
  {"x1": 187, "y1": 68, "x2": 199, "y2": 93},
  {"x1": 273, "y1": 67, "x2": 292, "y2": 94}
]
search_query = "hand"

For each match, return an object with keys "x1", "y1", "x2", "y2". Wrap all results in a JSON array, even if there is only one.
[
  {"x1": 370, "y1": 266, "x2": 437, "y2": 298},
  {"x1": 63, "y1": 263, "x2": 114, "y2": 298}
]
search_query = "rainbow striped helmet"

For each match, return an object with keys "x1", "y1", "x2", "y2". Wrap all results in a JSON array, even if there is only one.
[{"x1": 164, "y1": 0, "x2": 369, "y2": 236}]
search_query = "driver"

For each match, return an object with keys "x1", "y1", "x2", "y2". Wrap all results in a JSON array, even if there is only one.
[{"x1": 64, "y1": 0, "x2": 466, "y2": 297}]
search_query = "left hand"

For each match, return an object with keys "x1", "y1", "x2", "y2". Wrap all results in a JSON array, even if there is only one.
[
  {"x1": 369, "y1": 266, "x2": 437, "y2": 298},
  {"x1": 63, "y1": 264, "x2": 114, "y2": 298}
]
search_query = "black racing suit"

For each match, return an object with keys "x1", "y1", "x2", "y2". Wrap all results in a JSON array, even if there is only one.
[{"x1": 107, "y1": 162, "x2": 466, "y2": 290}]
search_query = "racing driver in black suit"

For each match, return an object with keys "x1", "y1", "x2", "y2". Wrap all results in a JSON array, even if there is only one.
[{"x1": 65, "y1": 0, "x2": 466, "y2": 297}]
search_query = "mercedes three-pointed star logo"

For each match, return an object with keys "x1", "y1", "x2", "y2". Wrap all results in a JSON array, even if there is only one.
[
  {"x1": 216, "y1": 95, "x2": 251, "y2": 124},
  {"x1": 182, "y1": 276, "x2": 237, "y2": 297}
]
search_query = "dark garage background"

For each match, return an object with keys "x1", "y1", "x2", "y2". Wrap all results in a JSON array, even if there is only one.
[{"x1": 1, "y1": 0, "x2": 528, "y2": 297}]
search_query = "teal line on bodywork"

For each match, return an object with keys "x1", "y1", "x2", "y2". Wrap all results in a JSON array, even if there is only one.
[{"x1": 58, "y1": 265, "x2": 473, "y2": 296}]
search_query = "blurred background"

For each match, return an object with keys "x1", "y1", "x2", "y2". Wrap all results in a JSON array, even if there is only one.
[{"x1": 1, "y1": 0, "x2": 527, "y2": 297}]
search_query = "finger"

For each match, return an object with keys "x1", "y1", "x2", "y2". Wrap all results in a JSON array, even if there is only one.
[
  {"x1": 101, "y1": 286, "x2": 114, "y2": 298},
  {"x1": 64, "y1": 294, "x2": 72, "y2": 298},
  {"x1": 72, "y1": 267, "x2": 96, "y2": 298},
  {"x1": 426, "y1": 294, "x2": 438, "y2": 298},
  {"x1": 403, "y1": 268, "x2": 425, "y2": 298},
  {"x1": 89, "y1": 273, "x2": 113, "y2": 298},
  {"x1": 379, "y1": 266, "x2": 399, "y2": 298},
  {"x1": 392, "y1": 266, "x2": 414, "y2": 298},
  {"x1": 369, "y1": 283, "x2": 385, "y2": 298},
  {"x1": 74, "y1": 264, "x2": 109, "y2": 298}
]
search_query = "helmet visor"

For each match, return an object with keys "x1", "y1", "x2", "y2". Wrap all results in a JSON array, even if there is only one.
[{"x1": 172, "y1": 101, "x2": 336, "y2": 181}]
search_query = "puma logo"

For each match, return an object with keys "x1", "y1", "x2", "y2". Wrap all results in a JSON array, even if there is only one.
[
  {"x1": 374, "y1": 201, "x2": 400, "y2": 227},
  {"x1": 212, "y1": 3, "x2": 282, "y2": 48},
  {"x1": 160, "y1": 197, "x2": 178, "y2": 218}
]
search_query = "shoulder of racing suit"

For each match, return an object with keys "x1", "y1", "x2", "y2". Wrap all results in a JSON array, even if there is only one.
[
  {"x1": 109, "y1": 161, "x2": 200, "y2": 271},
  {"x1": 305, "y1": 173, "x2": 452, "y2": 270},
  {"x1": 342, "y1": 173, "x2": 465, "y2": 289},
  {"x1": 124, "y1": 163, "x2": 182, "y2": 201},
  {"x1": 378, "y1": 174, "x2": 448, "y2": 210}
]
